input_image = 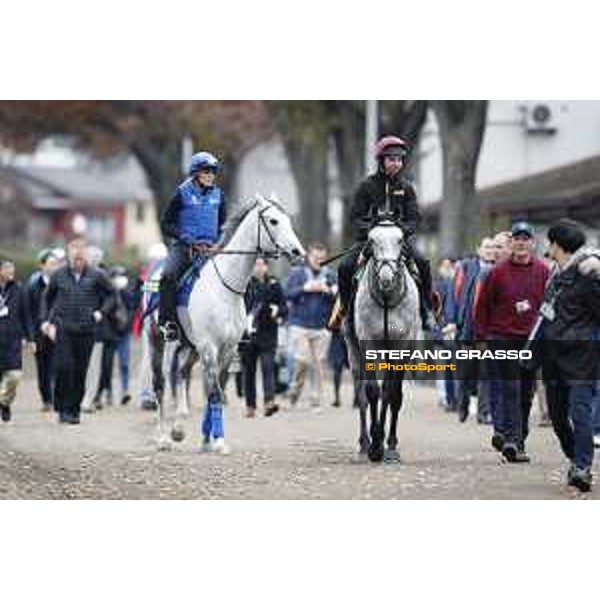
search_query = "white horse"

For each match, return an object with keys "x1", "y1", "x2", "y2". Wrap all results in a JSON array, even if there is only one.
[
  {"x1": 156, "y1": 194, "x2": 305, "y2": 452},
  {"x1": 345, "y1": 219, "x2": 421, "y2": 463}
]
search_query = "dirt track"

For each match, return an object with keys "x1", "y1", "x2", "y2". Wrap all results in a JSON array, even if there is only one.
[{"x1": 1, "y1": 354, "x2": 596, "y2": 499}]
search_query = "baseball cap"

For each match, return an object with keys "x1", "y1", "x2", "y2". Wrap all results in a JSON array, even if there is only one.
[{"x1": 511, "y1": 221, "x2": 535, "y2": 238}]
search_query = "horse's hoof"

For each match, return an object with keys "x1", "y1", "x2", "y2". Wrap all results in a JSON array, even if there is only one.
[
  {"x1": 368, "y1": 443, "x2": 384, "y2": 463},
  {"x1": 351, "y1": 451, "x2": 369, "y2": 464},
  {"x1": 171, "y1": 426, "x2": 185, "y2": 443},
  {"x1": 157, "y1": 437, "x2": 173, "y2": 452},
  {"x1": 383, "y1": 448, "x2": 401, "y2": 464},
  {"x1": 212, "y1": 438, "x2": 230, "y2": 455}
]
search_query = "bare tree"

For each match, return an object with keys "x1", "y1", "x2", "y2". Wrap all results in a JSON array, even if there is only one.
[
  {"x1": 270, "y1": 101, "x2": 331, "y2": 243},
  {"x1": 0, "y1": 101, "x2": 271, "y2": 223},
  {"x1": 431, "y1": 101, "x2": 488, "y2": 256}
]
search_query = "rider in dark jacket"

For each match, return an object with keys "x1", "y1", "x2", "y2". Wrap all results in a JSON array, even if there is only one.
[
  {"x1": 330, "y1": 135, "x2": 433, "y2": 331},
  {"x1": 158, "y1": 151, "x2": 226, "y2": 341}
]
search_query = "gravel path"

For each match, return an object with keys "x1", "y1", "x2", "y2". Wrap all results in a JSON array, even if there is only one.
[{"x1": 1, "y1": 355, "x2": 596, "y2": 499}]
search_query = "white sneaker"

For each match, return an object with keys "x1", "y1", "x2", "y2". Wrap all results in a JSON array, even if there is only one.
[{"x1": 593, "y1": 434, "x2": 600, "y2": 449}]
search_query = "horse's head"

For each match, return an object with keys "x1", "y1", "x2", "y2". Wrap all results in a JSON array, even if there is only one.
[
  {"x1": 368, "y1": 221, "x2": 405, "y2": 292},
  {"x1": 255, "y1": 194, "x2": 306, "y2": 263}
]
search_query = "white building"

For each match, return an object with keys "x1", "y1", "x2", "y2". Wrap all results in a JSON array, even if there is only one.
[
  {"x1": 1, "y1": 140, "x2": 161, "y2": 254},
  {"x1": 418, "y1": 100, "x2": 600, "y2": 247}
]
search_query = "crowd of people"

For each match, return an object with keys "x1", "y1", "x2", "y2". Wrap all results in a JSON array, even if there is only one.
[
  {"x1": 0, "y1": 240, "x2": 145, "y2": 424},
  {"x1": 2, "y1": 220, "x2": 600, "y2": 493},
  {"x1": 433, "y1": 219, "x2": 600, "y2": 492},
  {"x1": 0, "y1": 237, "x2": 350, "y2": 426},
  {"x1": 2, "y1": 141, "x2": 600, "y2": 495}
]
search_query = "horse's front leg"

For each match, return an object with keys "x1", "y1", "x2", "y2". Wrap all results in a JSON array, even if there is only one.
[
  {"x1": 366, "y1": 381, "x2": 384, "y2": 463},
  {"x1": 352, "y1": 380, "x2": 370, "y2": 463},
  {"x1": 383, "y1": 375, "x2": 403, "y2": 463},
  {"x1": 199, "y1": 356, "x2": 229, "y2": 454}
]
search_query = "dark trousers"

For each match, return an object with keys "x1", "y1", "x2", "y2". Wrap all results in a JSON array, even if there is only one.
[
  {"x1": 243, "y1": 341, "x2": 276, "y2": 409},
  {"x1": 53, "y1": 331, "x2": 95, "y2": 417},
  {"x1": 96, "y1": 340, "x2": 118, "y2": 398},
  {"x1": 457, "y1": 342, "x2": 479, "y2": 414},
  {"x1": 546, "y1": 380, "x2": 595, "y2": 470},
  {"x1": 444, "y1": 371, "x2": 456, "y2": 409},
  {"x1": 159, "y1": 243, "x2": 191, "y2": 324},
  {"x1": 487, "y1": 378, "x2": 505, "y2": 435},
  {"x1": 489, "y1": 338, "x2": 536, "y2": 450},
  {"x1": 594, "y1": 379, "x2": 600, "y2": 436},
  {"x1": 34, "y1": 335, "x2": 55, "y2": 406}
]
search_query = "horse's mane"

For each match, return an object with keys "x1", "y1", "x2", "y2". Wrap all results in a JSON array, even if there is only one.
[{"x1": 220, "y1": 194, "x2": 289, "y2": 246}]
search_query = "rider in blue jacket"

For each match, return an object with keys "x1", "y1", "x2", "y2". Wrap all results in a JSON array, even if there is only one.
[{"x1": 158, "y1": 151, "x2": 226, "y2": 341}]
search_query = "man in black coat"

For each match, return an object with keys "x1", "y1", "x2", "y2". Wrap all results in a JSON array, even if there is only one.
[
  {"x1": 40, "y1": 239, "x2": 116, "y2": 424},
  {"x1": 0, "y1": 260, "x2": 34, "y2": 423},
  {"x1": 26, "y1": 249, "x2": 60, "y2": 411},
  {"x1": 329, "y1": 135, "x2": 433, "y2": 331},
  {"x1": 541, "y1": 219, "x2": 600, "y2": 492},
  {"x1": 242, "y1": 258, "x2": 287, "y2": 418}
]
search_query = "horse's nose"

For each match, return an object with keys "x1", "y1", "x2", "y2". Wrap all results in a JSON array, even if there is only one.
[{"x1": 290, "y1": 247, "x2": 306, "y2": 265}]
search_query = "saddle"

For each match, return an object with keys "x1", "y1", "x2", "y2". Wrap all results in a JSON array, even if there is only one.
[{"x1": 142, "y1": 254, "x2": 208, "y2": 321}]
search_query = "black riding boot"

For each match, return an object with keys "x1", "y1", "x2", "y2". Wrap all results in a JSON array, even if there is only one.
[
  {"x1": 411, "y1": 252, "x2": 434, "y2": 331},
  {"x1": 338, "y1": 250, "x2": 360, "y2": 314},
  {"x1": 159, "y1": 243, "x2": 191, "y2": 340},
  {"x1": 329, "y1": 250, "x2": 360, "y2": 332}
]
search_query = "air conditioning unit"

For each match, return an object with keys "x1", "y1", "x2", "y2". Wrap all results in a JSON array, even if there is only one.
[{"x1": 523, "y1": 102, "x2": 559, "y2": 135}]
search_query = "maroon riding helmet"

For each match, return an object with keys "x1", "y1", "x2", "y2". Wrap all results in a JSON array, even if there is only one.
[{"x1": 374, "y1": 135, "x2": 410, "y2": 160}]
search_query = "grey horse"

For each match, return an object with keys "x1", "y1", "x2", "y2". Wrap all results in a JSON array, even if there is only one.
[{"x1": 344, "y1": 219, "x2": 421, "y2": 463}]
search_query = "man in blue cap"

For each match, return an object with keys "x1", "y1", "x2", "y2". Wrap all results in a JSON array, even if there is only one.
[
  {"x1": 475, "y1": 221, "x2": 549, "y2": 462},
  {"x1": 158, "y1": 151, "x2": 226, "y2": 342}
]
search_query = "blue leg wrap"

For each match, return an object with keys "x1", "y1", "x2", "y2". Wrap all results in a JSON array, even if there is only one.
[
  {"x1": 210, "y1": 402, "x2": 224, "y2": 439},
  {"x1": 201, "y1": 404, "x2": 212, "y2": 440}
]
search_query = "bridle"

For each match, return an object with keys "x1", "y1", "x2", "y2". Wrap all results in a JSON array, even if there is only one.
[
  {"x1": 365, "y1": 226, "x2": 408, "y2": 343},
  {"x1": 206, "y1": 202, "x2": 293, "y2": 296},
  {"x1": 366, "y1": 223, "x2": 407, "y2": 309}
]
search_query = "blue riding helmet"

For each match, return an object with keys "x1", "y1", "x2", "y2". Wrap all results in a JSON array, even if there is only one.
[{"x1": 188, "y1": 151, "x2": 220, "y2": 177}]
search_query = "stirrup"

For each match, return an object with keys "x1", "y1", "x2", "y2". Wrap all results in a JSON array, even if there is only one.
[{"x1": 160, "y1": 321, "x2": 180, "y2": 342}]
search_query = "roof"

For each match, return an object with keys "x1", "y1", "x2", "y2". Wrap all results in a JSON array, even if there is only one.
[
  {"x1": 1, "y1": 155, "x2": 154, "y2": 208},
  {"x1": 422, "y1": 155, "x2": 600, "y2": 218},
  {"x1": 477, "y1": 155, "x2": 600, "y2": 211}
]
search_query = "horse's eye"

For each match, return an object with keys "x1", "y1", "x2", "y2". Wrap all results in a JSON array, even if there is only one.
[{"x1": 269, "y1": 218, "x2": 279, "y2": 226}]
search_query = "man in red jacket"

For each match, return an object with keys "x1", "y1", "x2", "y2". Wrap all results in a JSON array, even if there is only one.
[{"x1": 475, "y1": 222, "x2": 549, "y2": 462}]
